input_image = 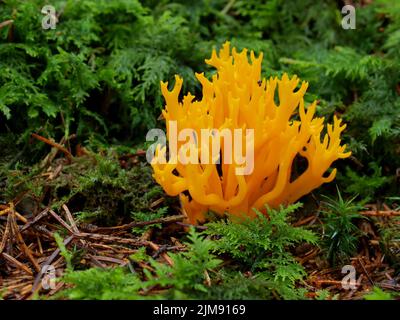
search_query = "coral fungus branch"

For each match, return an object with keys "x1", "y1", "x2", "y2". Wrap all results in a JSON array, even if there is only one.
[{"x1": 151, "y1": 41, "x2": 350, "y2": 224}]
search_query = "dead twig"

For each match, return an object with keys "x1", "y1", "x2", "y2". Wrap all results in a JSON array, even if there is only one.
[
  {"x1": 0, "y1": 210, "x2": 13, "y2": 254},
  {"x1": 74, "y1": 232, "x2": 147, "y2": 246},
  {"x1": 1, "y1": 253, "x2": 33, "y2": 276},
  {"x1": 357, "y1": 257, "x2": 375, "y2": 286},
  {"x1": 91, "y1": 214, "x2": 186, "y2": 232},
  {"x1": 31, "y1": 235, "x2": 74, "y2": 294},
  {"x1": 147, "y1": 241, "x2": 174, "y2": 266},
  {"x1": 62, "y1": 204, "x2": 79, "y2": 233},
  {"x1": 0, "y1": 19, "x2": 13, "y2": 29},
  {"x1": 20, "y1": 208, "x2": 49, "y2": 232},
  {"x1": 49, "y1": 210, "x2": 75, "y2": 234},
  {"x1": 90, "y1": 255, "x2": 127, "y2": 265},
  {"x1": 293, "y1": 215, "x2": 317, "y2": 227},
  {"x1": 31, "y1": 133, "x2": 73, "y2": 163},
  {"x1": 361, "y1": 210, "x2": 400, "y2": 217},
  {"x1": 10, "y1": 206, "x2": 41, "y2": 273}
]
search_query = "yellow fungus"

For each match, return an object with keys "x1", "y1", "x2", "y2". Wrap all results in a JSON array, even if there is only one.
[{"x1": 151, "y1": 42, "x2": 351, "y2": 224}]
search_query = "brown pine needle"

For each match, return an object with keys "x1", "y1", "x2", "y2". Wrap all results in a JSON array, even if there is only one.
[{"x1": 31, "y1": 133, "x2": 73, "y2": 162}]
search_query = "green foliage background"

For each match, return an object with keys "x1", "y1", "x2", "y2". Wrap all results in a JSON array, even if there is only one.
[{"x1": 1, "y1": 0, "x2": 399, "y2": 199}]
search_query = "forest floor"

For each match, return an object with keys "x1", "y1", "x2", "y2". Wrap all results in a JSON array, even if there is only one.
[{"x1": 0, "y1": 146, "x2": 399, "y2": 300}]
